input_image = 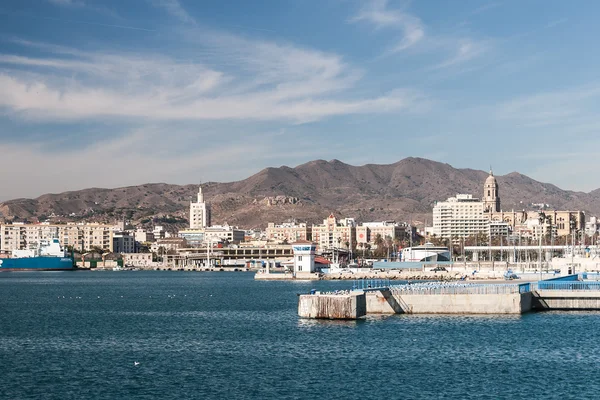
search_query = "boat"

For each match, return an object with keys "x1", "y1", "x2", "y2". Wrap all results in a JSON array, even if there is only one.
[
  {"x1": 0, "y1": 238, "x2": 74, "y2": 271},
  {"x1": 401, "y1": 243, "x2": 451, "y2": 262}
]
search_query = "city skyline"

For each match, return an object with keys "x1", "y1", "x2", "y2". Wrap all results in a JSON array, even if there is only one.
[{"x1": 1, "y1": 0, "x2": 600, "y2": 199}]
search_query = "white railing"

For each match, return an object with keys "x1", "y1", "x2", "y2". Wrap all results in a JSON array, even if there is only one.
[{"x1": 390, "y1": 282, "x2": 527, "y2": 295}]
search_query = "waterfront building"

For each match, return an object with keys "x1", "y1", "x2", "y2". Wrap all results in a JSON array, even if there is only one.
[
  {"x1": 431, "y1": 170, "x2": 586, "y2": 240},
  {"x1": 0, "y1": 223, "x2": 114, "y2": 252},
  {"x1": 151, "y1": 237, "x2": 188, "y2": 253},
  {"x1": 189, "y1": 185, "x2": 211, "y2": 229},
  {"x1": 292, "y1": 240, "x2": 317, "y2": 274},
  {"x1": 179, "y1": 225, "x2": 245, "y2": 247},
  {"x1": 122, "y1": 253, "x2": 153, "y2": 267},
  {"x1": 356, "y1": 221, "x2": 409, "y2": 248},
  {"x1": 266, "y1": 222, "x2": 311, "y2": 243},
  {"x1": 203, "y1": 225, "x2": 245, "y2": 244},
  {"x1": 489, "y1": 209, "x2": 584, "y2": 238},
  {"x1": 432, "y1": 194, "x2": 489, "y2": 239},
  {"x1": 311, "y1": 214, "x2": 356, "y2": 251}
]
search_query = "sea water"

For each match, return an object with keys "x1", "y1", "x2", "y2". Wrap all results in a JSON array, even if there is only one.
[{"x1": 1, "y1": 271, "x2": 599, "y2": 399}]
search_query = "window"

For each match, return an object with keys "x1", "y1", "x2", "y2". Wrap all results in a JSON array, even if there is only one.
[{"x1": 298, "y1": 255, "x2": 302, "y2": 261}]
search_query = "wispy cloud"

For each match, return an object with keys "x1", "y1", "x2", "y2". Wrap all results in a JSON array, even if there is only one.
[
  {"x1": 349, "y1": 0, "x2": 488, "y2": 69},
  {"x1": 429, "y1": 39, "x2": 488, "y2": 70},
  {"x1": 0, "y1": 35, "x2": 426, "y2": 125},
  {"x1": 350, "y1": 0, "x2": 424, "y2": 52},
  {"x1": 47, "y1": 0, "x2": 85, "y2": 6},
  {"x1": 495, "y1": 85, "x2": 600, "y2": 127},
  {"x1": 149, "y1": 0, "x2": 196, "y2": 25}
]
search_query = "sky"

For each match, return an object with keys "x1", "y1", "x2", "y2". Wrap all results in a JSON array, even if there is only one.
[{"x1": 1, "y1": 0, "x2": 600, "y2": 200}]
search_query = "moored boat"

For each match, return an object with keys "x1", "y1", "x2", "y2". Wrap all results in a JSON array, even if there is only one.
[{"x1": 0, "y1": 238, "x2": 74, "y2": 271}]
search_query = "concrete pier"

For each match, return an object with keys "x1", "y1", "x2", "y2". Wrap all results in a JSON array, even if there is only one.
[
  {"x1": 365, "y1": 290, "x2": 532, "y2": 314},
  {"x1": 533, "y1": 290, "x2": 600, "y2": 310},
  {"x1": 297, "y1": 275, "x2": 600, "y2": 318},
  {"x1": 298, "y1": 292, "x2": 366, "y2": 319}
]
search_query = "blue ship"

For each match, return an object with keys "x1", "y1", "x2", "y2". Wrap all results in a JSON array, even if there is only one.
[{"x1": 0, "y1": 238, "x2": 75, "y2": 271}]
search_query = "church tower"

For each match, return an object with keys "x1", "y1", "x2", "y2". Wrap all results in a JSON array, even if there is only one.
[
  {"x1": 483, "y1": 169, "x2": 500, "y2": 213},
  {"x1": 189, "y1": 185, "x2": 211, "y2": 229}
]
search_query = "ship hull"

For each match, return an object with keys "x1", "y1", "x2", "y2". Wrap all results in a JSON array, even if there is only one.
[{"x1": 0, "y1": 257, "x2": 74, "y2": 271}]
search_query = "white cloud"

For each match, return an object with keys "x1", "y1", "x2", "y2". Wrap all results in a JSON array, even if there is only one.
[
  {"x1": 349, "y1": 0, "x2": 487, "y2": 69},
  {"x1": 0, "y1": 124, "x2": 359, "y2": 199},
  {"x1": 350, "y1": 0, "x2": 424, "y2": 52},
  {"x1": 0, "y1": 36, "x2": 425, "y2": 124},
  {"x1": 495, "y1": 85, "x2": 600, "y2": 127},
  {"x1": 429, "y1": 39, "x2": 488, "y2": 70},
  {"x1": 47, "y1": 0, "x2": 85, "y2": 6}
]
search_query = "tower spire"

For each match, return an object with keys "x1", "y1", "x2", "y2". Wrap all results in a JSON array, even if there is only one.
[{"x1": 197, "y1": 183, "x2": 204, "y2": 203}]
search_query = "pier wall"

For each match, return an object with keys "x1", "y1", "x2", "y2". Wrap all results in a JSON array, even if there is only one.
[
  {"x1": 366, "y1": 291, "x2": 532, "y2": 314},
  {"x1": 298, "y1": 292, "x2": 366, "y2": 319},
  {"x1": 534, "y1": 290, "x2": 600, "y2": 310}
]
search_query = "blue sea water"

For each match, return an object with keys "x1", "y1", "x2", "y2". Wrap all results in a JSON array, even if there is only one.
[{"x1": 1, "y1": 271, "x2": 600, "y2": 400}]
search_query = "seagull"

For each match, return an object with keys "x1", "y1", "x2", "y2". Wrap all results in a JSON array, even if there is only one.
[{"x1": 134, "y1": 361, "x2": 140, "y2": 366}]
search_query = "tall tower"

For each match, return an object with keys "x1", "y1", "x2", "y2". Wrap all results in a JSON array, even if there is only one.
[
  {"x1": 189, "y1": 185, "x2": 211, "y2": 229},
  {"x1": 483, "y1": 169, "x2": 500, "y2": 213}
]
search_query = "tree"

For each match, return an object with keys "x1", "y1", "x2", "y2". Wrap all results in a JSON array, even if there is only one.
[
  {"x1": 373, "y1": 234, "x2": 384, "y2": 258},
  {"x1": 385, "y1": 235, "x2": 393, "y2": 259}
]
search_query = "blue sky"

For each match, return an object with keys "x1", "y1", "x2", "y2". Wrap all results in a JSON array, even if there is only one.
[{"x1": 1, "y1": 0, "x2": 599, "y2": 199}]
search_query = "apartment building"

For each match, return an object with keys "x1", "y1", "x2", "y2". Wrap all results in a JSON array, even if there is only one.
[
  {"x1": 311, "y1": 214, "x2": 356, "y2": 251},
  {"x1": 432, "y1": 194, "x2": 489, "y2": 239},
  {"x1": 265, "y1": 222, "x2": 311, "y2": 243},
  {"x1": 0, "y1": 223, "x2": 114, "y2": 252}
]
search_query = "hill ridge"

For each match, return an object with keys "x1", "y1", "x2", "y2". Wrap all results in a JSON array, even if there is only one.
[{"x1": 1, "y1": 157, "x2": 599, "y2": 229}]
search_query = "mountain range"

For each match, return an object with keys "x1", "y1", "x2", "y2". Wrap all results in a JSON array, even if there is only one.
[{"x1": 1, "y1": 157, "x2": 599, "y2": 230}]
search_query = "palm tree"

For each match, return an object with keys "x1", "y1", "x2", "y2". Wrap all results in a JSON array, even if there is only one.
[
  {"x1": 393, "y1": 237, "x2": 401, "y2": 261},
  {"x1": 385, "y1": 235, "x2": 393, "y2": 260},
  {"x1": 374, "y1": 234, "x2": 384, "y2": 258}
]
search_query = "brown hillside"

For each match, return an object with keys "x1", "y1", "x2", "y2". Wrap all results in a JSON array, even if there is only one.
[{"x1": 1, "y1": 157, "x2": 599, "y2": 230}]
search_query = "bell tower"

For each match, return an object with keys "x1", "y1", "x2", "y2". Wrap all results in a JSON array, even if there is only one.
[{"x1": 483, "y1": 168, "x2": 500, "y2": 213}]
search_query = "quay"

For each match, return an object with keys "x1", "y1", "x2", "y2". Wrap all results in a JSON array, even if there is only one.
[{"x1": 298, "y1": 274, "x2": 600, "y2": 319}]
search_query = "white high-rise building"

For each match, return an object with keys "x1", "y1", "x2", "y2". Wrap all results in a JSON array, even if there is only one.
[
  {"x1": 189, "y1": 186, "x2": 211, "y2": 229},
  {"x1": 432, "y1": 194, "x2": 489, "y2": 239}
]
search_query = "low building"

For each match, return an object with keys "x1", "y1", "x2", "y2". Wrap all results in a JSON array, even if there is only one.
[
  {"x1": 122, "y1": 253, "x2": 153, "y2": 267},
  {"x1": 151, "y1": 237, "x2": 188, "y2": 253},
  {"x1": 179, "y1": 225, "x2": 245, "y2": 247},
  {"x1": 489, "y1": 221, "x2": 511, "y2": 238},
  {"x1": 356, "y1": 221, "x2": 409, "y2": 248}
]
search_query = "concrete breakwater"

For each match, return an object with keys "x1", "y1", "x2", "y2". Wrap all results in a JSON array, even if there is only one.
[
  {"x1": 298, "y1": 276, "x2": 600, "y2": 319},
  {"x1": 298, "y1": 291, "x2": 366, "y2": 319},
  {"x1": 298, "y1": 284, "x2": 533, "y2": 319}
]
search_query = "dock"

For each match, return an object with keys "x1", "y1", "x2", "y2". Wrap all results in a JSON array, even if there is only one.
[{"x1": 298, "y1": 274, "x2": 600, "y2": 319}]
